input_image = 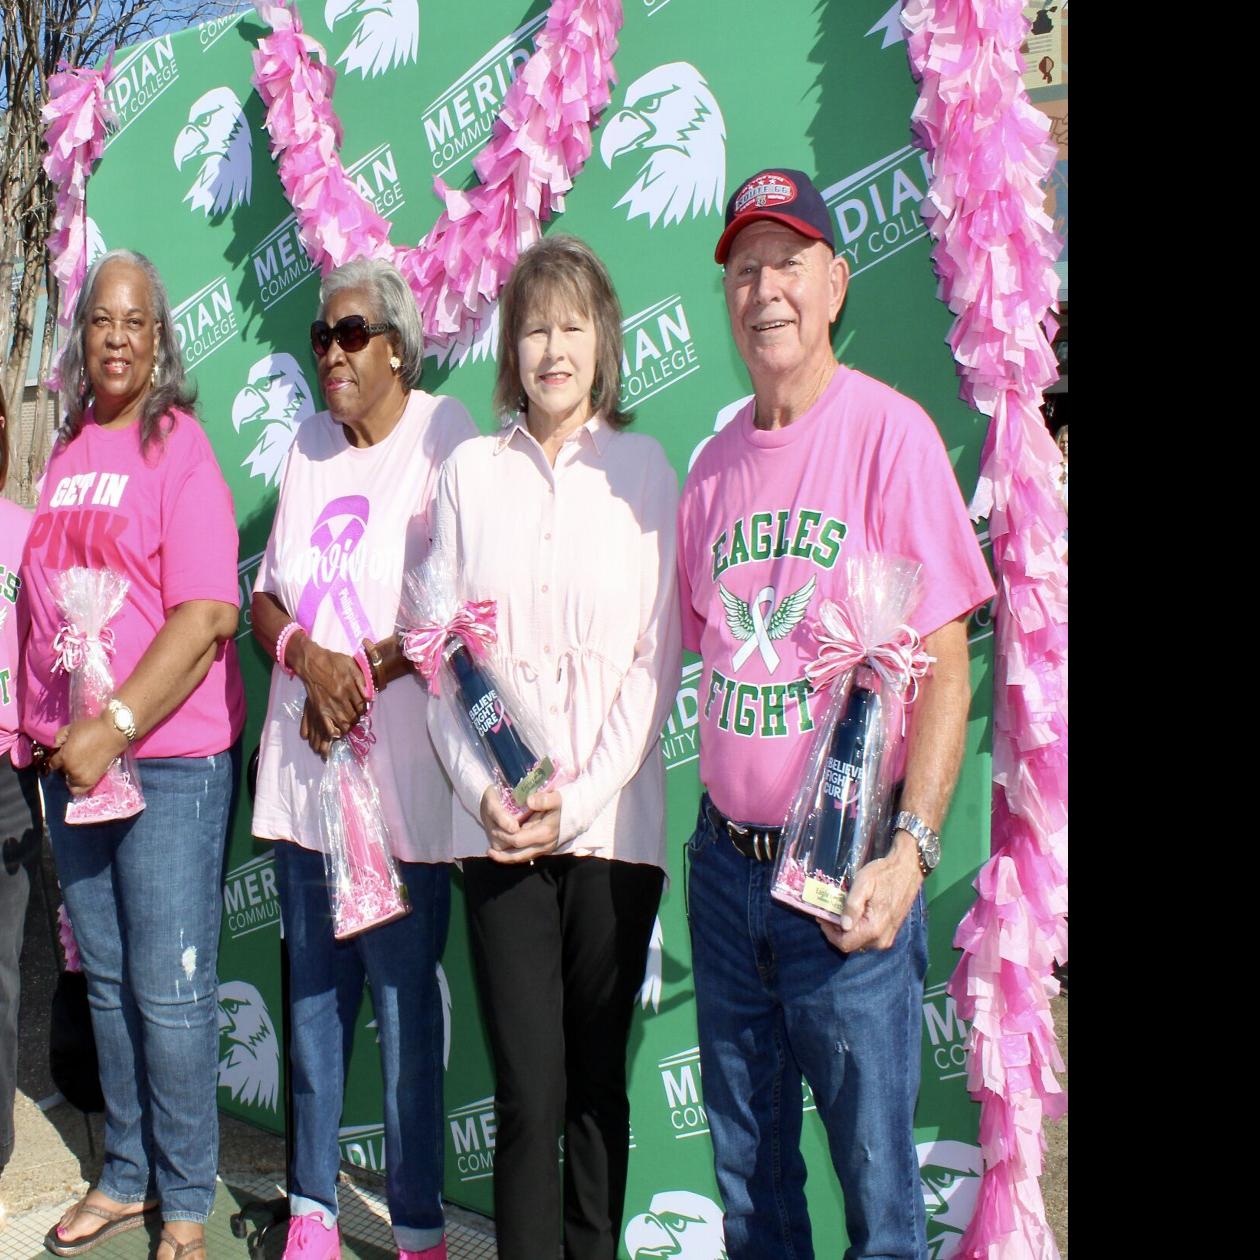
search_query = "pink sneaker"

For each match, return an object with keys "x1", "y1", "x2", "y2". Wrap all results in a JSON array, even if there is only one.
[
  {"x1": 399, "y1": 1242, "x2": 446, "y2": 1260},
  {"x1": 283, "y1": 1212, "x2": 341, "y2": 1260}
]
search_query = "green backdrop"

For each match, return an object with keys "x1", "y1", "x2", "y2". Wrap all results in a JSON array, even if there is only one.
[{"x1": 86, "y1": 3, "x2": 994, "y2": 1255}]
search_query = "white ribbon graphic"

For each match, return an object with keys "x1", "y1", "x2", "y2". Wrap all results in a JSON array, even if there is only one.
[{"x1": 731, "y1": 586, "x2": 781, "y2": 673}]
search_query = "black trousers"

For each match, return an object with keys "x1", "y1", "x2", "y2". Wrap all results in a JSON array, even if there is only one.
[
  {"x1": 462, "y1": 854, "x2": 664, "y2": 1260},
  {"x1": 0, "y1": 752, "x2": 41, "y2": 1171}
]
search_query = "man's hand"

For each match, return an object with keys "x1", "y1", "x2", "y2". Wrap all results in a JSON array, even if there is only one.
[
  {"x1": 822, "y1": 830, "x2": 922, "y2": 953},
  {"x1": 291, "y1": 637, "x2": 367, "y2": 754},
  {"x1": 479, "y1": 786, "x2": 564, "y2": 865},
  {"x1": 47, "y1": 715, "x2": 129, "y2": 796}
]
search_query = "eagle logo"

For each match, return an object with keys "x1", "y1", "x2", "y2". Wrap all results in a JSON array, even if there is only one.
[
  {"x1": 173, "y1": 86, "x2": 252, "y2": 216},
  {"x1": 718, "y1": 576, "x2": 816, "y2": 674},
  {"x1": 86, "y1": 217, "x2": 107, "y2": 268},
  {"x1": 637, "y1": 915, "x2": 664, "y2": 1012},
  {"x1": 423, "y1": 300, "x2": 501, "y2": 370},
  {"x1": 917, "y1": 1139, "x2": 983, "y2": 1259},
  {"x1": 325, "y1": 0, "x2": 419, "y2": 79},
  {"x1": 624, "y1": 1190, "x2": 727, "y2": 1259},
  {"x1": 232, "y1": 354, "x2": 316, "y2": 486},
  {"x1": 599, "y1": 62, "x2": 726, "y2": 228},
  {"x1": 217, "y1": 980, "x2": 279, "y2": 1113}
]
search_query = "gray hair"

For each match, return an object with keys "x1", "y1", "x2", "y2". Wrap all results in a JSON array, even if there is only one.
[
  {"x1": 319, "y1": 258, "x2": 424, "y2": 386},
  {"x1": 58, "y1": 248, "x2": 197, "y2": 451}
]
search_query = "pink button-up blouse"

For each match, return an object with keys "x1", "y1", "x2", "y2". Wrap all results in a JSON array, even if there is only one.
[{"x1": 427, "y1": 413, "x2": 682, "y2": 871}]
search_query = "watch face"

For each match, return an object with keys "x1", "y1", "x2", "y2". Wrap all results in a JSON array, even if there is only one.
[
  {"x1": 112, "y1": 703, "x2": 135, "y2": 731},
  {"x1": 920, "y1": 835, "x2": 941, "y2": 870}
]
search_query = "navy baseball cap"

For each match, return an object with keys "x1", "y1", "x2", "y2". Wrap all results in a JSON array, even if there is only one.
[{"x1": 714, "y1": 168, "x2": 835, "y2": 263}]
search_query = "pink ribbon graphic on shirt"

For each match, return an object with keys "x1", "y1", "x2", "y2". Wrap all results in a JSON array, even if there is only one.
[
  {"x1": 399, "y1": 600, "x2": 498, "y2": 694},
  {"x1": 52, "y1": 622, "x2": 114, "y2": 674},
  {"x1": 296, "y1": 495, "x2": 373, "y2": 644},
  {"x1": 804, "y1": 598, "x2": 933, "y2": 701},
  {"x1": 731, "y1": 587, "x2": 783, "y2": 673}
]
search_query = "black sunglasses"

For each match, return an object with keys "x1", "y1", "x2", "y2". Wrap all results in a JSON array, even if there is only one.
[{"x1": 310, "y1": 315, "x2": 393, "y2": 357}]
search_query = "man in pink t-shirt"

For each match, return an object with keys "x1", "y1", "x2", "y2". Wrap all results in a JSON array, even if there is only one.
[{"x1": 677, "y1": 169, "x2": 995, "y2": 1260}]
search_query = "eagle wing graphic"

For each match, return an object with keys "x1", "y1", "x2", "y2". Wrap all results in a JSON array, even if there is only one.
[
  {"x1": 717, "y1": 583, "x2": 755, "y2": 641},
  {"x1": 765, "y1": 575, "x2": 816, "y2": 640}
]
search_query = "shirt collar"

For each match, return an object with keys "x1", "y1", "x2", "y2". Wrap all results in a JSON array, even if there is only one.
[{"x1": 493, "y1": 411, "x2": 613, "y2": 456}]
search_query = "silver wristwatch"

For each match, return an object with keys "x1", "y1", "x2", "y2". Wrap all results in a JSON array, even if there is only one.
[
  {"x1": 893, "y1": 810, "x2": 940, "y2": 876},
  {"x1": 105, "y1": 697, "x2": 138, "y2": 744}
]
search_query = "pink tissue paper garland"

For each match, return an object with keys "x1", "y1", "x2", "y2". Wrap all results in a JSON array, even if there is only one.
[
  {"x1": 40, "y1": 59, "x2": 116, "y2": 389},
  {"x1": 902, "y1": 1, "x2": 1068, "y2": 1257},
  {"x1": 250, "y1": 0, "x2": 623, "y2": 347}
]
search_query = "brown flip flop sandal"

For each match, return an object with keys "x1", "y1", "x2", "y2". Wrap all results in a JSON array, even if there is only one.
[
  {"x1": 158, "y1": 1229, "x2": 207, "y2": 1259},
  {"x1": 43, "y1": 1198, "x2": 159, "y2": 1256}
]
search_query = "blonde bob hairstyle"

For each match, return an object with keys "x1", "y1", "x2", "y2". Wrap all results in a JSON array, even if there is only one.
[{"x1": 492, "y1": 234, "x2": 631, "y2": 428}]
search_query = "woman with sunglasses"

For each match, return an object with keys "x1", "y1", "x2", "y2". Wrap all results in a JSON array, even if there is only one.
[
  {"x1": 21, "y1": 250, "x2": 245, "y2": 1260},
  {"x1": 250, "y1": 257, "x2": 474, "y2": 1260},
  {"x1": 427, "y1": 235, "x2": 681, "y2": 1259}
]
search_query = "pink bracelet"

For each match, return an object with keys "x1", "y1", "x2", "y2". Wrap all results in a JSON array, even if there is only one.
[
  {"x1": 275, "y1": 622, "x2": 303, "y2": 677},
  {"x1": 353, "y1": 650, "x2": 377, "y2": 702}
]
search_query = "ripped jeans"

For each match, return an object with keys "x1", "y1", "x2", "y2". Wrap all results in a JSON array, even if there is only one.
[
  {"x1": 687, "y1": 796, "x2": 929, "y2": 1260},
  {"x1": 44, "y1": 747, "x2": 239, "y2": 1223}
]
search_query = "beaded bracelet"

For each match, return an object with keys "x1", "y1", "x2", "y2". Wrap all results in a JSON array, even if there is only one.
[
  {"x1": 353, "y1": 650, "x2": 377, "y2": 702},
  {"x1": 275, "y1": 621, "x2": 303, "y2": 677}
]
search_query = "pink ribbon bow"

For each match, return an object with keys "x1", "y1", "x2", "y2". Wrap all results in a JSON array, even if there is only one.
[
  {"x1": 400, "y1": 600, "x2": 498, "y2": 693},
  {"x1": 52, "y1": 622, "x2": 115, "y2": 674},
  {"x1": 804, "y1": 599, "x2": 933, "y2": 703},
  {"x1": 346, "y1": 711, "x2": 376, "y2": 762}
]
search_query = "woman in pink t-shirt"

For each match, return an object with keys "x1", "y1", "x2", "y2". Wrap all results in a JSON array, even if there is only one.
[
  {"x1": 22, "y1": 251, "x2": 244, "y2": 1260},
  {"x1": 427, "y1": 235, "x2": 681, "y2": 1260},
  {"x1": 0, "y1": 381, "x2": 40, "y2": 1186},
  {"x1": 250, "y1": 258, "x2": 475, "y2": 1260}
]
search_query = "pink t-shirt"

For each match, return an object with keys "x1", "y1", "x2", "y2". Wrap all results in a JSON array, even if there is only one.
[
  {"x1": 21, "y1": 410, "x2": 245, "y2": 758},
  {"x1": 1, "y1": 497, "x2": 32, "y2": 762},
  {"x1": 677, "y1": 365, "x2": 995, "y2": 824},
  {"x1": 251, "y1": 390, "x2": 476, "y2": 862}
]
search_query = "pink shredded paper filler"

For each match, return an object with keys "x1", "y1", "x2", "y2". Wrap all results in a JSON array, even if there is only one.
[
  {"x1": 250, "y1": 0, "x2": 623, "y2": 348},
  {"x1": 40, "y1": 58, "x2": 116, "y2": 389},
  {"x1": 903, "y1": 1, "x2": 1068, "y2": 1256}
]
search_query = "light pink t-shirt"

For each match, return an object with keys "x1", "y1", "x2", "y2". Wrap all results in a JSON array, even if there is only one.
[
  {"x1": 1, "y1": 497, "x2": 32, "y2": 762},
  {"x1": 677, "y1": 365, "x2": 995, "y2": 825},
  {"x1": 21, "y1": 410, "x2": 245, "y2": 757},
  {"x1": 251, "y1": 390, "x2": 476, "y2": 862},
  {"x1": 427, "y1": 415, "x2": 682, "y2": 869}
]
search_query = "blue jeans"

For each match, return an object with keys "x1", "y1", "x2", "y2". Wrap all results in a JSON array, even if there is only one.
[
  {"x1": 273, "y1": 840, "x2": 451, "y2": 1252},
  {"x1": 687, "y1": 796, "x2": 929, "y2": 1260},
  {"x1": 45, "y1": 747, "x2": 239, "y2": 1223}
]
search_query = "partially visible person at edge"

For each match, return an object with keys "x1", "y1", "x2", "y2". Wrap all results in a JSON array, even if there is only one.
[
  {"x1": 250, "y1": 257, "x2": 475, "y2": 1260},
  {"x1": 19, "y1": 249, "x2": 245, "y2": 1260},
  {"x1": 426, "y1": 234, "x2": 681, "y2": 1260},
  {"x1": 676, "y1": 170, "x2": 995, "y2": 1260},
  {"x1": 0, "y1": 381, "x2": 41, "y2": 1197}
]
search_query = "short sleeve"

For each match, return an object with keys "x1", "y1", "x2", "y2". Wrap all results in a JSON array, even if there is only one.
[
  {"x1": 879, "y1": 415, "x2": 995, "y2": 638},
  {"x1": 160, "y1": 440, "x2": 240, "y2": 610},
  {"x1": 676, "y1": 489, "x2": 705, "y2": 654}
]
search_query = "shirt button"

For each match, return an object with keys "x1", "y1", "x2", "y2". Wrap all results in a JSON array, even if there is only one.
[
  {"x1": 543, "y1": 644, "x2": 551, "y2": 654},
  {"x1": 544, "y1": 532, "x2": 552, "y2": 542},
  {"x1": 541, "y1": 583, "x2": 549, "y2": 593},
  {"x1": 550, "y1": 705, "x2": 558, "y2": 715}
]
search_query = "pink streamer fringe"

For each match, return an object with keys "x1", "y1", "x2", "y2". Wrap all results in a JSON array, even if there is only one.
[
  {"x1": 58, "y1": 903, "x2": 82, "y2": 973},
  {"x1": 40, "y1": 59, "x2": 116, "y2": 389},
  {"x1": 903, "y1": 2, "x2": 1067, "y2": 1256},
  {"x1": 251, "y1": 0, "x2": 623, "y2": 346}
]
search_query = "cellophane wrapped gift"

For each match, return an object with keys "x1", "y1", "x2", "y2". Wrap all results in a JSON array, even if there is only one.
[
  {"x1": 399, "y1": 555, "x2": 559, "y2": 821},
  {"x1": 770, "y1": 554, "x2": 931, "y2": 925},
  {"x1": 52, "y1": 567, "x2": 145, "y2": 825},
  {"x1": 317, "y1": 714, "x2": 410, "y2": 939}
]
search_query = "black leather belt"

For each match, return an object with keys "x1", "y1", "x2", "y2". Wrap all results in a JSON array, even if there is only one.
[{"x1": 703, "y1": 796, "x2": 781, "y2": 862}]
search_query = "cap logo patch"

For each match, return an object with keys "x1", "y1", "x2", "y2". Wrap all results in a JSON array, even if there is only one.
[{"x1": 734, "y1": 172, "x2": 797, "y2": 214}]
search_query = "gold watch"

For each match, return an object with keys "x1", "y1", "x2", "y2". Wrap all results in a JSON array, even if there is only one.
[{"x1": 106, "y1": 697, "x2": 138, "y2": 744}]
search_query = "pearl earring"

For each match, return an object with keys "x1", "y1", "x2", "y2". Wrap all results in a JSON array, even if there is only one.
[{"x1": 389, "y1": 355, "x2": 401, "y2": 372}]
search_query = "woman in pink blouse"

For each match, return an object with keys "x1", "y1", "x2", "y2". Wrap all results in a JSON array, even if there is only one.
[{"x1": 428, "y1": 235, "x2": 682, "y2": 1260}]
